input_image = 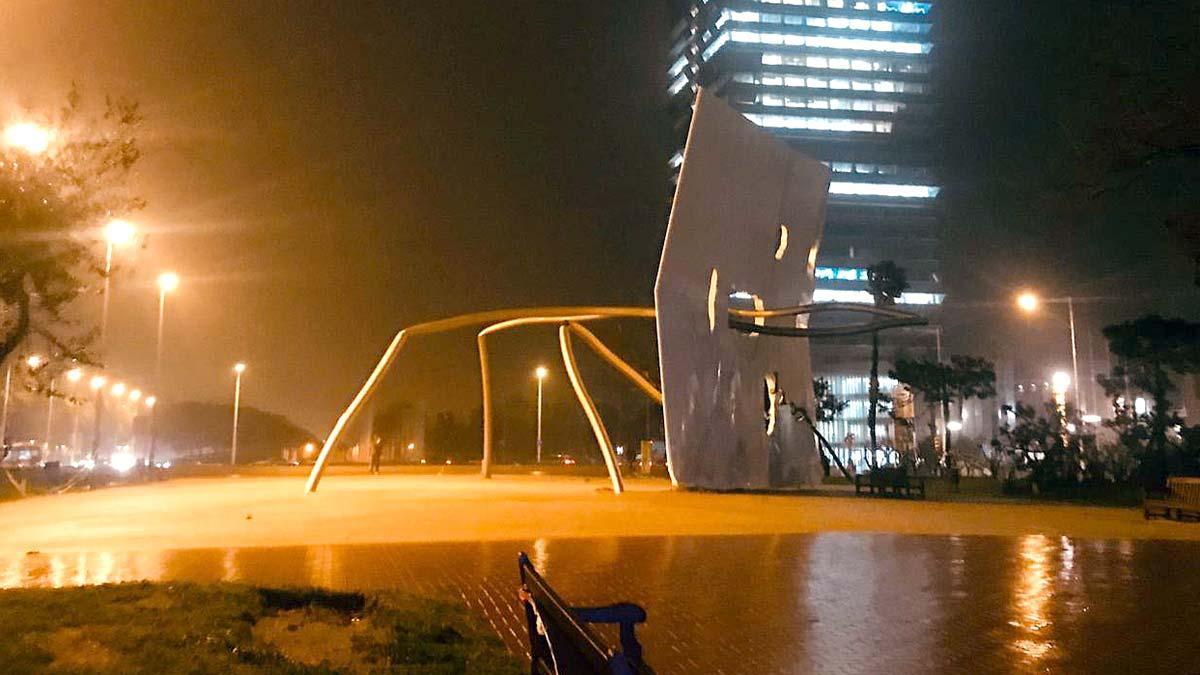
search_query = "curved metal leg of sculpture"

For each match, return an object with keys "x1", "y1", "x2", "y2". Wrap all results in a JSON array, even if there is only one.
[
  {"x1": 477, "y1": 315, "x2": 606, "y2": 479},
  {"x1": 305, "y1": 329, "x2": 410, "y2": 493},
  {"x1": 477, "y1": 330, "x2": 493, "y2": 479},
  {"x1": 567, "y1": 322, "x2": 663, "y2": 405},
  {"x1": 305, "y1": 306, "x2": 654, "y2": 494},
  {"x1": 558, "y1": 323, "x2": 624, "y2": 494}
]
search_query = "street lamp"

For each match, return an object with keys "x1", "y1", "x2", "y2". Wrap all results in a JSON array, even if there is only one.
[
  {"x1": 88, "y1": 374, "x2": 107, "y2": 461},
  {"x1": 155, "y1": 272, "x2": 179, "y2": 382},
  {"x1": 0, "y1": 361, "x2": 10, "y2": 453},
  {"x1": 145, "y1": 395, "x2": 159, "y2": 470},
  {"x1": 1016, "y1": 290, "x2": 1083, "y2": 413},
  {"x1": 3, "y1": 122, "x2": 53, "y2": 155},
  {"x1": 1015, "y1": 291, "x2": 1039, "y2": 313},
  {"x1": 100, "y1": 219, "x2": 137, "y2": 346},
  {"x1": 66, "y1": 368, "x2": 82, "y2": 460},
  {"x1": 534, "y1": 366, "x2": 548, "y2": 464},
  {"x1": 231, "y1": 362, "x2": 246, "y2": 466},
  {"x1": 22, "y1": 355, "x2": 52, "y2": 458}
]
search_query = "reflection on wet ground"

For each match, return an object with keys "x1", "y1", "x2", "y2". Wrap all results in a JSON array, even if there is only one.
[{"x1": 4, "y1": 533, "x2": 1199, "y2": 674}]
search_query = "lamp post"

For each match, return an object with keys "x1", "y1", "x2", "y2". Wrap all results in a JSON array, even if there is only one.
[
  {"x1": 110, "y1": 382, "x2": 126, "y2": 447},
  {"x1": 43, "y1": 375, "x2": 56, "y2": 460},
  {"x1": 231, "y1": 363, "x2": 246, "y2": 466},
  {"x1": 1016, "y1": 291, "x2": 1083, "y2": 413},
  {"x1": 534, "y1": 366, "x2": 547, "y2": 464},
  {"x1": 155, "y1": 272, "x2": 179, "y2": 383},
  {"x1": 145, "y1": 396, "x2": 158, "y2": 470},
  {"x1": 0, "y1": 362, "x2": 11, "y2": 455},
  {"x1": 88, "y1": 375, "x2": 107, "y2": 461},
  {"x1": 65, "y1": 368, "x2": 82, "y2": 461},
  {"x1": 23, "y1": 355, "x2": 50, "y2": 460},
  {"x1": 100, "y1": 219, "x2": 136, "y2": 347}
]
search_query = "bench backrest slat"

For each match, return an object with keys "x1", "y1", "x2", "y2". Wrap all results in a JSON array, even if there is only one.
[{"x1": 520, "y1": 555, "x2": 615, "y2": 671}]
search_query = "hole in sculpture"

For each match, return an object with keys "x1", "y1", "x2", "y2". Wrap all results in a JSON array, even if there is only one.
[
  {"x1": 775, "y1": 224, "x2": 789, "y2": 260},
  {"x1": 763, "y1": 372, "x2": 778, "y2": 435},
  {"x1": 707, "y1": 268, "x2": 719, "y2": 333}
]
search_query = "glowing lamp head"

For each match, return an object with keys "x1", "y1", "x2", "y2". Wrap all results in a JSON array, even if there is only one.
[
  {"x1": 144, "y1": 395, "x2": 157, "y2": 409},
  {"x1": 128, "y1": 389, "x2": 142, "y2": 402},
  {"x1": 535, "y1": 366, "x2": 548, "y2": 380},
  {"x1": 104, "y1": 219, "x2": 136, "y2": 247},
  {"x1": 25, "y1": 355, "x2": 44, "y2": 369},
  {"x1": 4, "y1": 122, "x2": 53, "y2": 154},
  {"x1": 1016, "y1": 291, "x2": 1039, "y2": 313},
  {"x1": 65, "y1": 367, "x2": 83, "y2": 383},
  {"x1": 233, "y1": 362, "x2": 246, "y2": 375},
  {"x1": 303, "y1": 442, "x2": 316, "y2": 456},
  {"x1": 89, "y1": 375, "x2": 107, "y2": 391},
  {"x1": 946, "y1": 420, "x2": 963, "y2": 432},
  {"x1": 1051, "y1": 371, "x2": 1071, "y2": 394},
  {"x1": 157, "y1": 271, "x2": 180, "y2": 294},
  {"x1": 111, "y1": 382, "x2": 126, "y2": 397}
]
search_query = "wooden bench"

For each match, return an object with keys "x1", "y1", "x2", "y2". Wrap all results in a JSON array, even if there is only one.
[
  {"x1": 854, "y1": 467, "x2": 926, "y2": 499},
  {"x1": 1144, "y1": 477, "x2": 1200, "y2": 522},
  {"x1": 518, "y1": 552, "x2": 654, "y2": 674}
]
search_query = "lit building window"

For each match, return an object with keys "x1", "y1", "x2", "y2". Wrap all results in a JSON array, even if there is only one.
[
  {"x1": 730, "y1": 30, "x2": 932, "y2": 55},
  {"x1": 829, "y1": 182, "x2": 940, "y2": 198},
  {"x1": 744, "y1": 113, "x2": 893, "y2": 134}
]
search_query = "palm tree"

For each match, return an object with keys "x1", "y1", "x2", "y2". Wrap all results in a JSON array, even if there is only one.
[{"x1": 865, "y1": 260, "x2": 908, "y2": 468}]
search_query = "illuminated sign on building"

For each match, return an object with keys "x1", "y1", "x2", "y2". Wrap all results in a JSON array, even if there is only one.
[{"x1": 815, "y1": 266, "x2": 869, "y2": 281}]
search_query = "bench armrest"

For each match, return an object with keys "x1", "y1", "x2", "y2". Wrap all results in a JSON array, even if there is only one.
[
  {"x1": 575, "y1": 604, "x2": 647, "y2": 664},
  {"x1": 575, "y1": 603, "x2": 647, "y2": 625}
]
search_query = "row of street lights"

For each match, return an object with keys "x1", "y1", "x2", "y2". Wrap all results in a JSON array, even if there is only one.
[
  {"x1": 0, "y1": 355, "x2": 158, "y2": 463},
  {"x1": 6, "y1": 120, "x2": 248, "y2": 466}
]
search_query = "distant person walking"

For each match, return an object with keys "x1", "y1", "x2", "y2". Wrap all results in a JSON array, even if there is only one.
[{"x1": 369, "y1": 437, "x2": 383, "y2": 475}]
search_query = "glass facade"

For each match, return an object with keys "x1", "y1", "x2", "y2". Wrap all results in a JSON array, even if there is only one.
[
  {"x1": 668, "y1": 0, "x2": 942, "y2": 447},
  {"x1": 668, "y1": 0, "x2": 940, "y2": 298}
]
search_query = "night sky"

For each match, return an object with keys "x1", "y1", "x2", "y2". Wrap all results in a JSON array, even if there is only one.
[{"x1": 0, "y1": 1, "x2": 1195, "y2": 437}]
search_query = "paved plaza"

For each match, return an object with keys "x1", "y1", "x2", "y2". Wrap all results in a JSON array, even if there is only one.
[{"x1": 3, "y1": 474, "x2": 1200, "y2": 673}]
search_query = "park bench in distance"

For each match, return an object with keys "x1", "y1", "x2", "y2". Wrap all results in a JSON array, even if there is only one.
[
  {"x1": 854, "y1": 466, "x2": 926, "y2": 499},
  {"x1": 518, "y1": 552, "x2": 654, "y2": 674},
  {"x1": 1144, "y1": 476, "x2": 1200, "y2": 522}
]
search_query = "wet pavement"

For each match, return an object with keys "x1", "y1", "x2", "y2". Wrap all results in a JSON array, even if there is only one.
[{"x1": 3, "y1": 533, "x2": 1199, "y2": 674}]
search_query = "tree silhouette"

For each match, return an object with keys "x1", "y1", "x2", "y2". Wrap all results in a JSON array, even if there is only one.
[{"x1": 865, "y1": 260, "x2": 908, "y2": 466}]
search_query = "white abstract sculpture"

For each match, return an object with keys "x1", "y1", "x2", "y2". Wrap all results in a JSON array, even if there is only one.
[{"x1": 655, "y1": 88, "x2": 830, "y2": 490}]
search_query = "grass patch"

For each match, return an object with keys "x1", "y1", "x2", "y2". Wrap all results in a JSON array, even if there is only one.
[{"x1": 0, "y1": 582, "x2": 522, "y2": 674}]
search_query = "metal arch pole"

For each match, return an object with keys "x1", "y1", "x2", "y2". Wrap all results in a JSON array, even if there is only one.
[
  {"x1": 0, "y1": 364, "x2": 10, "y2": 451},
  {"x1": 478, "y1": 315, "x2": 605, "y2": 479},
  {"x1": 567, "y1": 323, "x2": 663, "y2": 404},
  {"x1": 306, "y1": 306, "x2": 654, "y2": 493},
  {"x1": 475, "y1": 310, "x2": 655, "y2": 478},
  {"x1": 559, "y1": 324, "x2": 624, "y2": 495},
  {"x1": 729, "y1": 302, "x2": 919, "y2": 320},
  {"x1": 478, "y1": 330, "x2": 494, "y2": 478},
  {"x1": 305, "y1": 329, "x2": 410, "y2": 493}
]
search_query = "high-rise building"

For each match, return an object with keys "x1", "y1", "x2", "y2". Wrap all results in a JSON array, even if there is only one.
[{"x1": 667, "y1": 0, "x2": 942, "y2": 454}]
